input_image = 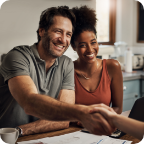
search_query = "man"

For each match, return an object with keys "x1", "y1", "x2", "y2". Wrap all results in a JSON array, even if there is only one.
[{"x1": 0, "y1": 6, "x2": 114, "y2": 136}]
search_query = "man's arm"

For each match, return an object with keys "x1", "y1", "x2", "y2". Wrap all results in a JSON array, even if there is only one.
[
  {"x1": 18, "y1": 89, "x2": 75, "y2": 136},
  {"x1": 8, "y1": 75, "x2": 114, "y2": 135},
  {"x1": 18, "y1": 119, "x2": 69, "y2": 136},
  {"x1": 8, "y1": 75, "x2": 77, "y2": 121},
  {"x1": 57, "y1": 89, "x2": 75, "y2": 104}
]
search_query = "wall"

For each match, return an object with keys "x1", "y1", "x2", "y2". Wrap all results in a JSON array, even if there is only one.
[
  {"x1": 0, "y1": 0, "x2": 95, "y2": 61},
  {"x1": 1, "y1": 0, "x2": 144, "y2": 58},
  {"x1": 116, "y1": 0, "x2": 144, "y2": 54}
]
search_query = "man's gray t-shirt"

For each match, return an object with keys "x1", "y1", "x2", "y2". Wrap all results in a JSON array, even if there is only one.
[{"x1": 0, "y1": 43, "x2": 74, "y2": 128}]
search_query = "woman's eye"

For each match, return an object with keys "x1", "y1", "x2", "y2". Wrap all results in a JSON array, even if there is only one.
[{"x1": 79, "y1": 44, "x2": 86, "y2": 48}]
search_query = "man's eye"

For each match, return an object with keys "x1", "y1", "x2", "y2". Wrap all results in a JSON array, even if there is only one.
[
  {"x1": 67, "y1": 33, "x2": 72, "y2": 37},
  {"x1": 91, "y1": 42, "x2": 96, "y2": 45},
  {"x1": 56, "y1": 30, "x2": 61, "y2": 33}
]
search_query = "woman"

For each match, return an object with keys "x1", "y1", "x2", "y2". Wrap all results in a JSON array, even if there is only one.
[{"x1": 71, "y1": 6, "x2": 123, "y2": 114}]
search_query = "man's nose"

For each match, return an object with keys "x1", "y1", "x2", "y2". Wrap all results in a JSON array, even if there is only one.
[{"x1": 58, "y1": 34, "x2": 67, "y2": 44}]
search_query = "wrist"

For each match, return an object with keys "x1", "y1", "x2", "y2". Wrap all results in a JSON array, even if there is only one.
[
  {"x1": 74, "y1": 104, "x2": 89, "y2": 122},
  {"x1": 16, "y1": 126, "x2": 23, "y2": 137},
  {"x1": 112, "y1": 113, "x2": 120, "y2": 127}
]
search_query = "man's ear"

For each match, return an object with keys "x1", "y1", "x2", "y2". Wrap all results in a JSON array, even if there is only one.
[{"x1": 38, "y1": 28, "x2": 45, "y2": 37}]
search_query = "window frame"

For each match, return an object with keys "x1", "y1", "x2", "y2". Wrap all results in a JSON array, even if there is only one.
[{"x1": 98, "y1": 0, "x2": 116, "y2": 45}]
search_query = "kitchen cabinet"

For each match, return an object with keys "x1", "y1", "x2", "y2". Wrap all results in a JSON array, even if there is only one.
[
  {"x1": 123, "y1": 79, "x2": 140, "y2": 111},
  {"x1": 141, "y1": 80, "x2": 144, "y2": 97}
]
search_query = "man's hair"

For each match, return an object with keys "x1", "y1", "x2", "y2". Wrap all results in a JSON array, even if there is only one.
[
  {"x1": 71, "y1": 5, "x2": 97, "y2": 48},
  {"x1": 37, "y1": 6, "x2": 76, "y2": 42}
]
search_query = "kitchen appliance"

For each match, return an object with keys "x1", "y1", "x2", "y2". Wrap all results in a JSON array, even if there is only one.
[
  {"x1": 132, "y1": 54, "x2": 144, "y2": 70},
  {"x1": 96, "y1": 45, "x2": 114, "y2": 59},
  {"x1": 125, "y1": 49, "x2": 132, "y2": 72},
  {"x1": 114, "y1": 41, "x2": 128, "y2": 71},
  {"x1": 114, "y1": 41, "x2": 128, "y2": 58}
]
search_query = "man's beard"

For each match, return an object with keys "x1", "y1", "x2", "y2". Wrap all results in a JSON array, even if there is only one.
[{"x1": 42, "y1": 32, "x2": 68, "y2": 58}]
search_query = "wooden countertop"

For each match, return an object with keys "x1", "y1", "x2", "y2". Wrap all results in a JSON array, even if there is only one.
[{"x1": 17, "y1": 124, "x2": 140, "y2": 144}]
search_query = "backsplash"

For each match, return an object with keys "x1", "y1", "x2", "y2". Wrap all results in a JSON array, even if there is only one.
[{"x1": 132, "y1": 46, "x2": 144, "y2": 54}]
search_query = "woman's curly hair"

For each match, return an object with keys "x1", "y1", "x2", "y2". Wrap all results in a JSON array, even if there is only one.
[{"x1": 71, "y1": 5, "x2": 97, "y2": 47}]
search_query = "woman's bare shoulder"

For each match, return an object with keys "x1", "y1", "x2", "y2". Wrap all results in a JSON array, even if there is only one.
[
  {"x1": 106, "y1": 59, "x2": 122, "y2": 78},
  {"x1": 106, "y1": 59, "x2": 121, "y2": 68}
]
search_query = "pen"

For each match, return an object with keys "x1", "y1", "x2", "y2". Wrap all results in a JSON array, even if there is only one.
[{"x1": 81, "y1": 129, "x2": 90, "y2": 133}]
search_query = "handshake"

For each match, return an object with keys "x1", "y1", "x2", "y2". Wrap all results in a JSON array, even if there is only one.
[
  {"x1": 78, "y1": 104, "x2": 118, "y2": 136},
  {"x1": 78, "y1": 103, "x2": 143, "y2": 140}
]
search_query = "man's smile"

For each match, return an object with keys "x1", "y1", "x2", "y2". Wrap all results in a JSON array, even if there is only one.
[
  {"x1": 53, "y1": 42, "x2": 66, "y2": 51},
  {"x1": 55, "y1": 45, "x2": 63, "y2": 48}
]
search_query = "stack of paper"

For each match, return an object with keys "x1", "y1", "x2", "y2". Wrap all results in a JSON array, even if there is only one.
[{"x1": 18, "y1": 131, "x2": 132, "y2": 144}]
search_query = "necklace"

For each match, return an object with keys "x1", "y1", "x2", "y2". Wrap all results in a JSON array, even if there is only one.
[
  {"x1": 81, "y1": 74, "x2": 90, "y2": 80},
  {"x1": 81, "y1": 62, "x2": 98, "y2": 80}
]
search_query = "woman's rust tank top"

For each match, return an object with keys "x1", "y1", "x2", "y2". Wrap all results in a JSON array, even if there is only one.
[{"x1": 75, "y1": 59, "x2": 111, "y2": 106}]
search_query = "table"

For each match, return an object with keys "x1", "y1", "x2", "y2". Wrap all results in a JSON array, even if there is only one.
[{"x1": 17, "y1": 124, "x2": 140, "y2": 144}]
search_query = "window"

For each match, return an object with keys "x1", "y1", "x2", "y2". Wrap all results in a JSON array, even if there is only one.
[{"x1": 96, "y1": 0, "x2": 116, "y2": 45}]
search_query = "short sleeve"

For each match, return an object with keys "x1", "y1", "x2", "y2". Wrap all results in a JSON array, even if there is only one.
[
  {"x1": 61, "y1": 58, "x2": 75, "y2": 91},
  {"x1": 0, "y1": 48, "x2": 30, "y2": 83}
]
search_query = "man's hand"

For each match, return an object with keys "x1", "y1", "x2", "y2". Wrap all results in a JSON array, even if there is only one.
[
  {"x1": 78, "y1": 104, "x2": 116, "y2": 136},
  {"x1": 89, "y1": 104, "x2": 117, "y2": 128}
]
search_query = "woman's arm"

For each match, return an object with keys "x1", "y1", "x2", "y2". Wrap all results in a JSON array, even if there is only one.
[
  {"x1": 106, "y1": 59, "x2": 123, "y2": 114},
  {"x1": 92, "y1": 105, "x2": 144, "y2": 140},
  {"x1": 113, "y1": 114, "x2": 144, "y2": 140}
]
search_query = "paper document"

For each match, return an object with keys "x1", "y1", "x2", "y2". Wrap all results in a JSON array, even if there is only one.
[
  {"x1": 18, "y1": 131, "x2": 132, "y2": 144},
  {"x1": 121, "y1": 110, "x2": 131, "y2": 117}
]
